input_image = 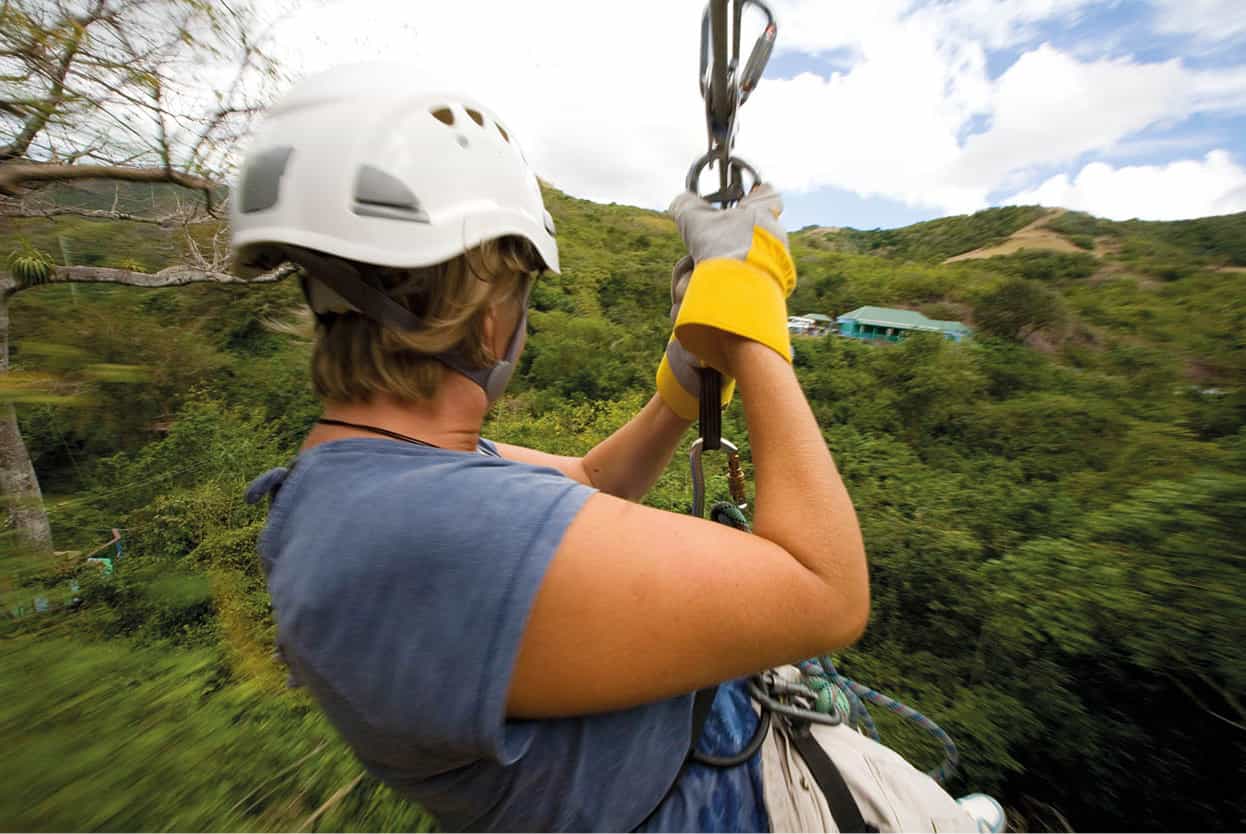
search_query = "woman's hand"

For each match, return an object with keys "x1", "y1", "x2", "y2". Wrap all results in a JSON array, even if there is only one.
[
  {"x1": 669, "y1": 183, "x2": 796, "y2": 371},
  {"x1": 655, "y1": 184, "x2": 796, "y2": 420},
  {"x1": 656, "y1": 254, "x2": 737, "y2": 421}
]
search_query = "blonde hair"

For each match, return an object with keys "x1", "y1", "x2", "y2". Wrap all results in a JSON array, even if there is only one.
[{"x1": 309, "y1": 236, "x2": 542, "y2": 403}]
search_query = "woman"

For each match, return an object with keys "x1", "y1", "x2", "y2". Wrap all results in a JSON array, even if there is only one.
[{"x1": 235, "y1": 64, "x2": 991, "y2": 833}]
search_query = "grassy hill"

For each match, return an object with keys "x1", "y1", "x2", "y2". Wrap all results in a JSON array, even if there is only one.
[
  {"x1": 3, "y1": 186, "x2": 1244, "y2": 832},
  {"x1": 796, "y1": 205, "x2": 1049, "y2": 262}
]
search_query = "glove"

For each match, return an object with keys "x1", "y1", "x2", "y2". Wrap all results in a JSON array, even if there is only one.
[
  {"x1": 655, "y1": 184, "x2": 796, "y2": 420},
  {"x1": 656, "y1": 254, "x2": 737, "y2": 421},
  {"x1": 670, "y1": 183, "x2": 797, "y2": 370}
]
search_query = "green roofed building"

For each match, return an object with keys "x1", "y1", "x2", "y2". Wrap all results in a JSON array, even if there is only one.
[{"x1": 836, "y1": 306, "x2": 971, "y2": 343}]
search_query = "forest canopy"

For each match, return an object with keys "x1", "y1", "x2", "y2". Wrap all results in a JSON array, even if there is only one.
[{"x1": 3, "y1": 181, "x2": 1245, "y2": 831}]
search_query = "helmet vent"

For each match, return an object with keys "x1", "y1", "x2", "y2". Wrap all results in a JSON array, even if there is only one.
[
  {"x1": 430, "y1": 107, "x2": 455, "y2": 126},
  {"x1": 352, "y1": 165, "x2": 430, "y2": 223},
  {"x1": 496, "y1": 123, "x2": 510, "y2": 143},
  {"x1": 238, "y1": 146, "x2": 294, "y2": 213},
  {"x1": 466, "y1": 108, "x2": 485, "y2": 127}
]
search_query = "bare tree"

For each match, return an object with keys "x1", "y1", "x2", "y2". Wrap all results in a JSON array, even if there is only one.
[{"x1": 1, "y1": 0, "x2": 296, "y2": 554}]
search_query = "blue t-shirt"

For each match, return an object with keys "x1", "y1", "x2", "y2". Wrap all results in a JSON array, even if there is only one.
[{"x1": 246, "y1": 438, "x2": 766, "y2": 832}]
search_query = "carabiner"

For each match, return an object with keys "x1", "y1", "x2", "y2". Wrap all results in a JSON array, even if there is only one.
[
  {"x1": 689, "y1": 437, "x2": 747, "y2": 518},
  {"x1": 693, "y1": 0, "x2": 778, "y2": 207},
  {"x1": 685, "y1": 0, "x2": 774, "y2": 509},
  {"x1": 698, "y1": 0, "x2": 779, "y2": 108}
]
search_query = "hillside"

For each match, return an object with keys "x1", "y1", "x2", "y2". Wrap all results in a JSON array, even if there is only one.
[{"x1": 3, "y1": 187, "x2": 1244, "y2": 832}]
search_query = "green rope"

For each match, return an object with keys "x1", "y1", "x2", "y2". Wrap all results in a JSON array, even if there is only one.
[{"x1": 708, "y1": 501, "x2": 750, "y2": 531}]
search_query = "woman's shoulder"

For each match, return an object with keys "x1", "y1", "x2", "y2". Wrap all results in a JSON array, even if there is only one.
[
  {"x1": 288, "y1": 437, "x2": 590, "y2": 518},
  {"x1": 262, "y1": 437, "x2": 595, "y2": 589},
  {"x1": 255, "y1": 439, "x2": 598, "y2": 770}
]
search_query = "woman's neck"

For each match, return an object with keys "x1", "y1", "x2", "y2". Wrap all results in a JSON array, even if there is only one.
[{"x1": 305, "y1": 373, "x2": 488, "y2": 453}]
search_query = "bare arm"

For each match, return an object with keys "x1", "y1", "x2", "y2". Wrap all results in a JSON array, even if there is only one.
[
  {"x1": 507, "y1": 337, "x2": 869, "y2": 717},
  {"x1": 493, "y1": 394, "x2": 691, "y2": 501}
]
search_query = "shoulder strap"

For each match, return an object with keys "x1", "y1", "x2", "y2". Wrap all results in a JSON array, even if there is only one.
[{"x1": 788, "y1": 722, "x2": 878, "y2": 833}]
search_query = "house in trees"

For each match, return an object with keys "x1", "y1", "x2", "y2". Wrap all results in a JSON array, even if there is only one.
[
  {"x1": 787, "y1": 313, "x2": 834, "y2": 336},
  {"x1": 836, "y1": 306, "x2": 971, "y2": 343}
]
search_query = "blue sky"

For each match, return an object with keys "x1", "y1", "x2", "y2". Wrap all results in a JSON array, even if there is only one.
[{"x1": 758, "y1": 0, "x2": 1246, "y2": 228}]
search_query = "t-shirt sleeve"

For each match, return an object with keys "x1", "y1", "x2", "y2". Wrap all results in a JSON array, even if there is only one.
[
  {"x1": 275, "y1": 453, "x2": 595, "y2": 768},
  {"x1": 466, "y1": 466, "x2": 596, "y2": 763}
]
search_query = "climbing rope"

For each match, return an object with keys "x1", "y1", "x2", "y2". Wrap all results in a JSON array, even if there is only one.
[
  {"x1": 708, "y1": 501, "x2": 749, "y2": 530},
  {"x1": 798, "y1": 657, "x2": 960, "y2": 785},
  {"x1": 703, "y1": 494, "x2": 960, "y2": 785}
]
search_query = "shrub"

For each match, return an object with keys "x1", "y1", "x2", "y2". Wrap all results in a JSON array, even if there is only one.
[{"x1": 973, "y1": 279, "x2": 1068, "y2": 341}]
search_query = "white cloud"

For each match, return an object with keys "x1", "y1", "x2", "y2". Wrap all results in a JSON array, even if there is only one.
[
  {"x1": 747, "y1": 5, "x2": 1246, "y2": 214},
  {"x1": 949, "y1": 46, "x2": 1195, "y2": 188},
  {"x1": 266, "y1": 0, "x2": 708, "y2": 209},
  {"x1": 1151, "y1": 0, "x2": 1246, "y2": 46},
  {"x1": 257, "y1": 0, "x2": 1246, "y2": 223},
  {"x1": 1003, "y1": 150, "x2": 1246, "y2": 220},
  {"x1": 917, "y1": 0, "x2": 1100, "y2": 49}
]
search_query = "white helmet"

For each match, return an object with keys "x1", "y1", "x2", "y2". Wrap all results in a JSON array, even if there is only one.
[
  {"x1": 230, "y1": 63, "x2": 558, "y2": 402},
  {"x1": 232, "y1": 62, "x2": 558, "y2": 274}
]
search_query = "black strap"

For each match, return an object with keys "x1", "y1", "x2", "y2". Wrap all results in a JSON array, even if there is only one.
[
  {"x1": 789, "y1": 721, "x2": 878, "y2": 833},
  {"x1": 316, "y1": 418, "x2": 439, "y2": 448},
  {"x1": 689, "y1": 686, "x2": 718, "y2": 753},
  {"x1": 631, "y1": 686, "x2": 722, "y2": 832}
]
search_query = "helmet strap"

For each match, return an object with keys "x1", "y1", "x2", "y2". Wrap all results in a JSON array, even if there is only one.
[{"x1": 291, "y1": 247, "x2": 528, "y2": 405}]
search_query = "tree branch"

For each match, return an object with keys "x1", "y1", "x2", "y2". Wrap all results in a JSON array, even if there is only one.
[
  {"x1": 0, "y1": 11, "x2": 88, "y2": 162},
  {"x1": 5, "y1": 201, "x2": 195, "y2": 226},
  {"x1": 0, "y1": 162, "x2": 216, "y2": 197},
  {"x1": 42, "y1": 262, "x2": 298, "y2": 289}
]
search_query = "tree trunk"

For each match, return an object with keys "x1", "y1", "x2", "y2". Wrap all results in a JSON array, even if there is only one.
[{"x1": 0, "y1": 279, "x2": 53, "y2": 555}]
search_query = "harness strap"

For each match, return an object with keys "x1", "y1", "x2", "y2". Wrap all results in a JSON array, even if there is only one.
[
  {"x1": 787, "y1": 721, "x2": 878, "y2": 833},
  {"x1": 631, "y1": 685, "x2": 722, "y2": 831},
  {"x1": 690, "y1": 686, "x2": 718, "y2": 751}
]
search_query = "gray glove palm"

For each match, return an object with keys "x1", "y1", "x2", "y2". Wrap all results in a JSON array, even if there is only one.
[{"x1": 657, "y1": 184, "x2": 792, "y2": 420}]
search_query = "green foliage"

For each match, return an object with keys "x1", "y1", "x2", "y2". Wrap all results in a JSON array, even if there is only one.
[
  {"x1": 7, "y1": 241, "x2": 55, "y2": 286},
  {"x1": 0, "y1": 634, "x2": 435, "y2": 832},
  {"x1": 5, "y1": 215, "x2": 182, "y2": 270},
  {"x1": 980, "y1": 471, "x2": 1246, "y2": 829},
  {"x1": 1136, "y1": 211, "x2": 1246, "y2": 266},
  {"x1": 798, "y1": 206, "x2": 1047, "y2": 262},
  {"x1": 984, "y1": 250, "x2": 1098, "y2": 283},
  {"x1": 523, "y1": 311, "x2": 648, "y2": 403},
  {"x1": 75, "y1": 564, "x2": 217, "y2": 645},
  {"x1": 114, "y1": 257, "x2": 147, "y2": 272},
  {"x1": 86, "y1": 397, "x2": 287, "y2": 525},
  {"x1": 972, "y1": 278, "x2": 1067, "y2": 341},
  {"x1": 1047, "y1": 209, "x2": 1246, "y2": 270},
  {"x1": 4, "y1": 185, "x2": 1244, "y2": 832},
  {"x1": 1046, "y1": 210, "x2": 1118, "y2": 240}
]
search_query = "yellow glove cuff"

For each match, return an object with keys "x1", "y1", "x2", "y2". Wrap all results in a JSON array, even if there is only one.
[
  {"x1": 673, "y1": 226, "x2": 796, "y2": 370},
  {"x1": 656, "y1": 349, "x2": 737, "y2": 422}
]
